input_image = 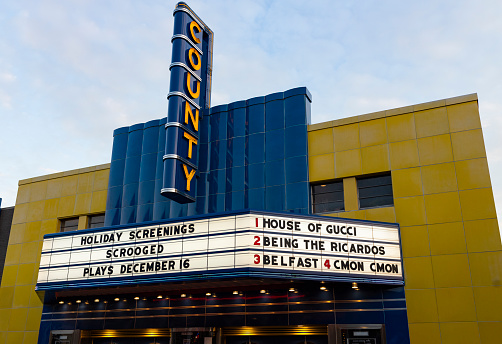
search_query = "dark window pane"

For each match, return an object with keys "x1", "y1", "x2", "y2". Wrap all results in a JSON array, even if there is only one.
[
  {"x1": 358, "y1": 184, "x2": 393, "y2": 199},
  {"x1": 88, "y1": 214, "x2": 105, "y2": 229},
  {"x1": 312, "y1": 182, "x2": 343, "y2": 194},
  {"x1": 314, "y1": 201, "x2": 344, "y2": 213},
  {"x1": 313, "y1": 191, "x2": 344, "y2": 204},
  {"x1": 357, "y1": 174, "x2": 394, "y2": 209},
  {"x1": 358, "y1": 175, "x2": 392, "y2": 188},
  {"x1": 312, "y1": 181, "x2": 344, "y2": 213},
  {"x1": 61, "y1": 217, "x2": 79, "y2": 232},
  {"x1": 359, "y1": 195, "x2": 394, "y2": 209}
]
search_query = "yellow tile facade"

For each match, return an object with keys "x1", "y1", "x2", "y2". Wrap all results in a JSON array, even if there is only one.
[
  {"x1": 0, "y1": 164, "x2": 109, "y2": 344},
  {"x1": 308, "y1": 96, "x2": 501, "y2": 344}
]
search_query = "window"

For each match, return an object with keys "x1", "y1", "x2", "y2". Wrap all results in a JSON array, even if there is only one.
[
  {"x1": 357, "y1": 174, "x2": 393, "y2": 209},
  {"x1": 312, "y1": 181, "x2": 344, "y2": 213},
  {"x1": 60, "y1": 217, "x2": 79, "y2": 232},
  {"x1": 88, "y1": 214, "x2": 105, "y2": 229}
]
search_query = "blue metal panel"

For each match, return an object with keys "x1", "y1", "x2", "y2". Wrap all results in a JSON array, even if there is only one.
[{"x1": 104, "y1": 86, "x2": 312, "y2": 226}]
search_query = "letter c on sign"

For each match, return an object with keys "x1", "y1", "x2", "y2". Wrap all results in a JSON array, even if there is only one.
[{"x1": 189, "y1": 21, "x2": 201, "y2": 44}]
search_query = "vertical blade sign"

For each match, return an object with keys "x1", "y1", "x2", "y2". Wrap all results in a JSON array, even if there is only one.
[{"x1": 162, "y1": 2, "x2": 213, "y2": 203}]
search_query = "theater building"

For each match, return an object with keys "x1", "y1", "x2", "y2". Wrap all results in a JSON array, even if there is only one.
[{"x1": 0, "y1": 3, "x2": 501, "y2": 344}]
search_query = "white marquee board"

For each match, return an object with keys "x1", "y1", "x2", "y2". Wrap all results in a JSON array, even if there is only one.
[{"x1": 36, "y1": 212, "x2": 403, "y2": 290}]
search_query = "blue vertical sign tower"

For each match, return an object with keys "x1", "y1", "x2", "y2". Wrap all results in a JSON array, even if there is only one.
[{"x1": 162, "y1": 2, "x2": 213, "y2": 203}]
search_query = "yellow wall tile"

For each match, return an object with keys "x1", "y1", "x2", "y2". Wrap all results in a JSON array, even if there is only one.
[
  {"x1": 40, "y1": 219, "x2": 58, "y2": 237},
  {"x1": 459, "y1": 188, "x2": 497, "y2": 221},
  {"x1": 1, "y1": 266, "x2": 18, "y2": 287},
  {"x1": 42, "y1": 198, "x2": 59, "y2": 220},
  {"x1": 74, "y1": 192, "x2": 92, "y2": 214},
  {"x1": 335, "y1": 149, "x2": 362, "y2": 178},
  {"x1": 389, "y1": 140, "x2": 420, "y2": 170},
  {"x1": 394, "y1": 196, "x2": 426, "y2": 226},
  {"x1": 464, "y1": 219, "x2": 501, "y2": 252},
  {"x1": 26, "y1": 200, "x2": 44, "y2": 222},
  {"x1": 0, "y1": 309, "x2": 11, "y2": 331},
  {"x1": 447, "y1": 101, "x2": 481, "y2": 132},
  {"x1": 469, "y1": 251, "x2": 502, "y2": 287},
  {"x1": 91, "y1": 190, "x2": 108, "y2": 213},
  {"x1": 365, "y1": 206, "x2": 396, "y2": 223},
  {"x1": 77, "y1": 172, "x2": 95, "y2": 194},
  {"x1": 11, "y1": 203, "x2": 29, "y2": 225},
  {"x1": 60, "y1": 175, "x2": 78, "y2": 197},
  {"x1": 308, "y1": 128, "x2": 334, "y2": 156},
  {"x1": 405, "y1": 289, "x2": 438, "y2": 322},
  {"x1": 29, "y1": 290, "x2": 43, "y2": 308},
  {"x1": 451, "y1": 129, "x2": 486, "y2": 161},
  {"x1": 57, "y1": 195, "x2": 76, "y2": 218},
  {"x1": 400, "y1": 226, "x2": 430, "y2": 257},
  {"x1": 333, "y1": 123, "x2": 360, "y2": 151},
  {"x1": 337, "y1": 210, "x2": 366, "y2": 220},
  {"x1": 0, "y1": 332, "x2": 6, "y2": 344},
  {"x1": 308, "y1": 153, "x2": 335, "y2": 182},
  {"x1": 392, "y1": 168, "x2": 423, "y2": 198},
  {"x1": 440, "y1": 322, "x2": 480, "y2": 344},
  {"x1": 428, "y1": 222, "x2": 467, "y2": 255},
  {"x1": 403, "y1": 256, "x2": 435, "y2": 289},
  {"x1": 12, "y1": 285, "x2": 33, "y2": 308},
  {"x1": 4, "y1": 244, "x2": 22, "y2": 266},
  {"x1": 93, "y1": 169, "x2": 110, "y2": 191},
  {"x1": 23, "y1": 221, "x2": 41, "y2": 243},
  {"x1": 424, "y1": 192, "x2": 462, "y2": 224},
  {"x1": 361, "y1": 144, "x2": 389, "y2": 174},
  {"x1": 28, "y1": 181, "x2": 47, "y2": 202},
  {"x1": 417, "y1": 134, "x2": 453, "y2": 166},
  {"x1": 478, "y1": 321, "x2": 502, "y2": 344},
  {"x1": 23, "y1": 331, "x2": 40, "y2": 344},
  {"x1": 455, "y1": 158, "x2": 491, "y2": 191},
  {"x1": 387, "y1": 113, "x2": 416, "y2": 143},
  {"x1": 78, "y1": 215, "x2": 88, "y2": 230},
  {"x1": 473, "y1": 286, "x2": 502, "y2": 321},
  {"x1": 7, "y1": 223, "x2": 25, "y2": 245},
  {"x1": 414, "y1": 106, "x2": 449, "y2": 138},
  {"x1": 25, "y1": 308, "x2": 42, "y2": 332},
  {"x1": 8, "y1": 307, "x2": 28, "y2": 331},
  {"x1": 15, "y1": 263, "x2": 36, "y2": 286},
  {"x1": 45, "y1": 178, "x2": 63, "y2": 199},
  {"x1": 436, "y1": 287, "x2": 477, "y2": 322},
  {"x1": 6, "y1": 331, "x2": 25, "y2": 344},
  {"x1": 343, "y1": 177, "x2": 358, "y2": 211},
  {"x1": 0, "y1": 286, "x2": 14, "y2": 308},
  {"x1": 16, "y1": 184, "x2": 31, "y2": 204},
  {"x1": 359, "y1": 118, "x2": 388, "y2": 147},
  {"x1": 421, "y1": 163, "x2": 458, "y2": 194},
  {"x1": 408, "y1": 323, "x2": 441, "y2": 344},
  {"x1": 19, "y1": 242, "x2": 40, "y2": 264},
  {"x1": 432, "y1": 254, "x2": 471, "y2": 288}
]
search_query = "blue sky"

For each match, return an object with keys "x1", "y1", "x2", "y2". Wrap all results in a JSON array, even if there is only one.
[{"x1": 1, "y1": 0, "x2": 501, "y2": 230}]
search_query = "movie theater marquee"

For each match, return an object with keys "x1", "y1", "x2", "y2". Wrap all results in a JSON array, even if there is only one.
[{"x1": 36, "y1": 212, "x2": 403, "y2": 290}]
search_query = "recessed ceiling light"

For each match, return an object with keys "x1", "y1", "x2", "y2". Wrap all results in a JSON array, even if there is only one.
[
  {"x1": 76, "y1": 300, "x2": 81, "y2": 304},
  {"x1": 94, "y1": 299, "x2": 99, "y2": 302},
  {"x1": 233, "y1": 291, "x2": 239, "y2": 295},
  {"x1": 58, "y1": 301, "x2": 64, "y2": 304},
  {"x1": 114, "y1": 298, "x2": 120, "y2": 301},
  {"x1": 181, "y1": 293, "x2": 186, "y2": 298},
  {"x1": 134, "y1": 297, "x2": 140, "y2": 300},
  {"x1": 206, "y1": 292, "x2": 211, "y2": 296},
  {"x1": 157, "y1": 295, "x2": 163, "y2": 299}
]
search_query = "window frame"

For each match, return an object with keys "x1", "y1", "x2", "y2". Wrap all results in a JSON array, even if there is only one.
[
  {"x1": 311, "y1": 180, "x2": 345, "y2": 214},
  {"x1": 356, "y1": 173, "x2": 394, "y2": 210}
]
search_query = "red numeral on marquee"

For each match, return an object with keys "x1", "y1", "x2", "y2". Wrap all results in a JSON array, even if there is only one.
[
  {"x1": 324, "y1": 259, "x2": 331, "y2": 269},
  {"x1": 254, "y1": 236, "x2": 261, "y2": 245},
  {"x1": 254, "y1": 254, "x2": 261, "y2": 264}
]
